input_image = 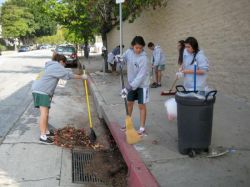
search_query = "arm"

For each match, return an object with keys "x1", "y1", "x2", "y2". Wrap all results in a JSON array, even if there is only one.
[
  {"x1": 73, "y1": 74, "x2": 83, "y2": 79},
  {"x1": 52, "y1": 66, "x2": 74, "y2": 80},
  {"x1": 182, "y1": 69, "x2": 206, "y2": 75},
  {"x1": 52, "y1": 65, "x2": 85, "y2": 80},
  {"x1": 182, "y1": 52, "x2": 209, "y2": 75}
]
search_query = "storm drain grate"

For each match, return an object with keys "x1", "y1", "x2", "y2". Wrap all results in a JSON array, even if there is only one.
[{"x1": 72, "y1": 149, "x2": 104, "y2": 184}]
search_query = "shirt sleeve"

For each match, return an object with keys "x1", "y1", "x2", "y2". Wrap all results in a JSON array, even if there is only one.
[
  {"x1": 130, "y1": 57, "x2": 148, "y2": 90},
  {"x1": 197, "y1": 53, "x2": 209, "y2": 71},
  {"x1": 51, "y1": 65, "x2": 74, "y2": 80},
  {"x1": 122, "y1": 49, "x2": 129, "y2": 63}
]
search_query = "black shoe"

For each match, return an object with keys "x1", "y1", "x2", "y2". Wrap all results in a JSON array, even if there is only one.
[
  {"x1": 151, "y1": 82, "x2": 158, "y2": 88},
  {"x1": 46, "y1": 130, "x2": 55, "y2": 137},
  {"x1": 39, "y1": 137, "x2": 54, "y2": 145},
  {"x1": 151, "y1": 83, "x2": 162, "y2": 88}
]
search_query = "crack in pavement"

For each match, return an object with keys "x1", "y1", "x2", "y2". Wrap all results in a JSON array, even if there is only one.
[
  {"x1": 58, "y1": 149, "x2": 63, "y2": 186},
  {"x1": 13, "y1": 176, "x2": 58, "y2": 184},
  {"x1": 1, "y1": 142, "x2": 56, "y2": 146}
]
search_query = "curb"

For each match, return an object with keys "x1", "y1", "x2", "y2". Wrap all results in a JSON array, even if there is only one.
[{"x1": 88, "y1": 76, "x2": 159, "y2": 187}]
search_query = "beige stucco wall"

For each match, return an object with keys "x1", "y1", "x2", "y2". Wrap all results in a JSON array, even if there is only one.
[{"x1": 107, "y1": 0, "x2": 250, "y2": 102}]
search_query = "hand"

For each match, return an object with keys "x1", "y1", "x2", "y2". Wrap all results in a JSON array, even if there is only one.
[
  {"x1": 120, "y1": 85, "x2": 132, "y2": 98},
  {"x1": 115, "y1": 55, "x2": 124, "y2": 64},
  {"x1": 120, "y1": 88, "x2": 128, "y2": 99},
  {"x1": 178, "y1": 65, "x2": 183, "y2": 72},
  {"x1": 82, "y1": 74, "x2": 88, "y2": 80},
  {"x1": 176, "y1": 71, "x2": 184, "y2": 79}
]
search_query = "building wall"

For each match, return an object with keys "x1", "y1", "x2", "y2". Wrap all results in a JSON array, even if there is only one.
[{"x1": 107, "y1": 0, "x2": 250, "y2": 102}]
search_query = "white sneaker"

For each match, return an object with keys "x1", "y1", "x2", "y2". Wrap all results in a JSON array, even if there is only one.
[{"x1": 137, "y1": 128, "x2": 146, "y2": 136}]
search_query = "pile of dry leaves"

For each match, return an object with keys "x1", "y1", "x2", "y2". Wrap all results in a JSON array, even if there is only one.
[{"x1": 54, "y1": 126, "x2": 103, "y2": 150}]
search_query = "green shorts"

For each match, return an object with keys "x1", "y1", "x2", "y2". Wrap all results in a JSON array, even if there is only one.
[
  {"x1": 127, "y1": 87, "x2": 150, "y2": 104},
  {"x1": 156, "y1": 64, "x2": 165, "y2": 71},
  {"x1": 32, "y1": 93, "x2": 51, "y2": 108}
]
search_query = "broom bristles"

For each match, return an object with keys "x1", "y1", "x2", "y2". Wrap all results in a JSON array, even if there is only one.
[{"x1": 125, "y1": 116, "x2": 141, "y2": 144}]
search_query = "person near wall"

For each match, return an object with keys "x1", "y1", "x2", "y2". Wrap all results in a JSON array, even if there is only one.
[
  {"x1": 148, "y1": 42, "x2": 166, "y2": 88},
  {"x1": 176, "y1": 37, "x2": 209, "y2": 91},
  {"x1": 107, "y1": 45, "x2": 125, "y2": 75},
  {"x1": 120, "y1": 36, "x2": 150, "y2": 135}
]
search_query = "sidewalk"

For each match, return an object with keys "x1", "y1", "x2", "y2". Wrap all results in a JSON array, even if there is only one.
[
  {"x1": 0, "y1": 72, "x2": 110, "y2": 187},
  {"x1": 1, "y1": 50, "x2": 17, "y2": 56},
  {"x1": 85, "y1": 55, "x2": 250, "y2": 187}
]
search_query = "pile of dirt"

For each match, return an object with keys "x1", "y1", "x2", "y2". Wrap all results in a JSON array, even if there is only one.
[
  {"x1": 84, "y1": 148, "x2": 127, "y2": 187},
  {"x1": 54, "y1": 125, "x2": 127, "y2": 186},
  {"x1": 83, "y1": 133, "x2": 127, "y2": 187},
  {"x1": 54, "y1": 125, "x2": 103, "y2": 150}
]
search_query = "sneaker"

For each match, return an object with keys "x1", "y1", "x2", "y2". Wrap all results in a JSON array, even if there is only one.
[
  {"x1": 151, "y1": 83, "x2": 161, "y2": 88},
  {"x1": 120, "y1": 126, "x2": 126, "y2": 132},
  {"x1": 39, "y1": 137, "x2": 54, "y2": 145},
  {"x1": 151, "y1": 84, "x2": 158, "y2": 88},
  {"x1": 46, "y1": 130, "x2": 55, "y2": 137},
  {"x1": 137, "y1": 128, "x2": 146, "y2": 136},
  {"x1": 150, "y1": 82, "x2": 157, "y2": 87}
]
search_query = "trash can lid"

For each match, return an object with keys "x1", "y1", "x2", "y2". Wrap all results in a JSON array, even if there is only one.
[{"x1": 175, "y1": 91, "x2": 216, "y2": 106}]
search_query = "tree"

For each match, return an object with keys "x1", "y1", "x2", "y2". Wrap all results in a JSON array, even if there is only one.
[
  {"x1": 0, "y1": 2, "x2": 36, "y2": 43},
  {"x1": 0, "y1": 0, "x2": 57, "y2": 43},
  {"x1": 88, "y1": 0, "x2": 168, "y2": 46},
  {"x1": 85, "y1": 0, "x2": 168, "y2": 71},
  {"x1": 43, "y1": 0, "x2": 168, "y2": 65},
  {"x1": 44, "y1": 0, "x2": 98, "y2": 56},
  {"x1": 36, "y1": 28, "x2": 65, "y2": 45}
]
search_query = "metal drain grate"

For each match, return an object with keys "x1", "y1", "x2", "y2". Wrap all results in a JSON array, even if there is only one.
[{"x1": 72, "y1": 149, "x2": 104, "y2": 184}]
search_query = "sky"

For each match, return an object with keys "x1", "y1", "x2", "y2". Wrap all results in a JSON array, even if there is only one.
[{"x1": 0, "y1": 0, "x2": 5, "y2": 5}]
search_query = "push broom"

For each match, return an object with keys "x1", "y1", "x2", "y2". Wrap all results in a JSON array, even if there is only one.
[
  {"x1": 117, "y1": 0, "x2": 141, "y2": 144},
  {"x1": 161, "y1": 77, "x2": 178, "y2": 96}
]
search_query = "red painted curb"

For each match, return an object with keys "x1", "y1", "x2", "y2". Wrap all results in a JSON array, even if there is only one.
[
  {"x1": 103, "y1": 119, "x2": 159, "y2": 187},
  {"x1": 88, "y1": 75, "x2": 159, "y2": 187}
]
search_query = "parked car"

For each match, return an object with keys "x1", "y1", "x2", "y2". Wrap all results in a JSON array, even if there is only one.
[
  {"x1": 38, "y1": 44, "x2": 51, "y2": 50},
  {"x1": 18, "y1": 46, "x2": 29, "y2": 52},
  {"x1": 29, "y1": 45, "x2": 37, "y2": 51},
  {"x1": 55, "y1": 45, "x2": 78, "y2": 67}
]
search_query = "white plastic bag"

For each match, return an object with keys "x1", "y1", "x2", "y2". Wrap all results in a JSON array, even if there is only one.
[
  {"x1": 164, "y1": 98, "x2": 177, "y2": 121},
  {"x1": 107, "y1": 52, "x2": 115, "y2": 64}
]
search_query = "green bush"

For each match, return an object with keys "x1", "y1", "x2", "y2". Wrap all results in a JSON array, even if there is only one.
[
  {"x1": 0, "y1": 44, "x2": 7, "y2": 51},
  {"x1": 6, "y1": 45, "x2": 15, "y2": 51}
]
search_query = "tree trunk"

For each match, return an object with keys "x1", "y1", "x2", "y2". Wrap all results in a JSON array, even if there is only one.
[
  {"x1": 84, "y1": 39, "x2": 89, "y2": 59},
  {"x1": 101, "y1": 32, "x2": 110, "y2": 72}
]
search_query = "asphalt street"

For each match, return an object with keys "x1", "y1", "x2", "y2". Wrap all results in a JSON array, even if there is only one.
[{"x1": 0, "y1": 50, "x2": 51, "y2": 143}]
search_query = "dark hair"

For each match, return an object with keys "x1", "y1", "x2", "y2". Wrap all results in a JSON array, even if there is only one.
[
  {"x1": 178, "y1": 40, "x2": 185, "y2": 65},
  {"x1": 184, "y1": 37, "x2": 200, "y2": 65},
  {"x1": 116, "y1": 45, "x2": 124, "y2": 48},
  {"x1": 147, "y1": 42, "x2": 154, "y2": 48},
  {"x1": 52, "y1": 53, "x2": 66, "y2": 63},
  {"x1": 131, "y1": 36, "x2": 145, "y2": 47}
]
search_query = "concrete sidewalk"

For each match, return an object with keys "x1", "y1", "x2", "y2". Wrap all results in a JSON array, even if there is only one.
[
  {"x1": 0, "y1": 72, "x2": 109, "y2": 187},
  {"x1": 85, "y1": 55, "x2": 250, "y2": 187}
]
